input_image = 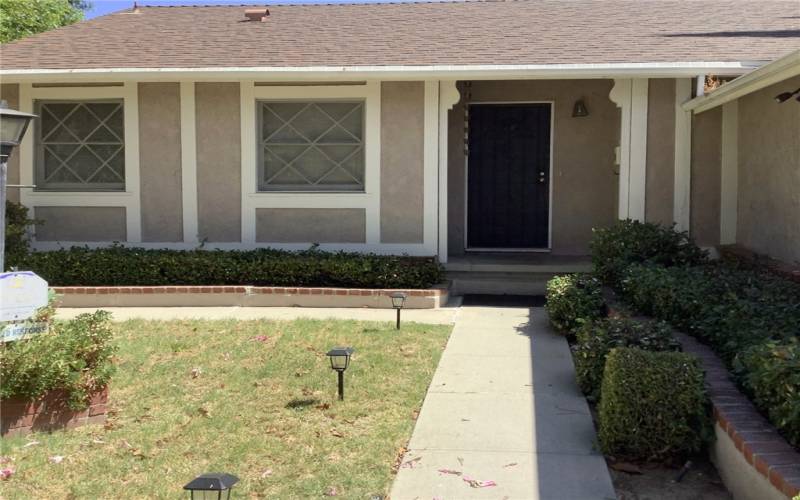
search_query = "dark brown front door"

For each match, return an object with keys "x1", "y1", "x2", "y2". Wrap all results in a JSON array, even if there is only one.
[{"x1": 467, "y1": 103, "x2": 551, "y2": 249}]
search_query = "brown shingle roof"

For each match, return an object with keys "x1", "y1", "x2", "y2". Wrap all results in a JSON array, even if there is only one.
[{"x1": 1, "y1": 1, "x2": 798, "y2": 71}]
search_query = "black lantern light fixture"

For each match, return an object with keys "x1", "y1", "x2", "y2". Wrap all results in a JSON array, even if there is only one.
[
  {"x1": 326, "y1": 346, "x2": 354, "y2": 400},
  {"x1": 572, "y1": 98, "x2": 589, "y2": 117},
  {"x1": 0, "y1": 101, "x2": 37, "y2": 272},
  {"x1": 390, "y1": 292, "x2": 407, "y2": 330},
  {"x1": 183, "y1": 472, "x2": 239, "y2": 500},
  {"x1": 774, "y1": 88, "x2": 800, "y2": 103}
]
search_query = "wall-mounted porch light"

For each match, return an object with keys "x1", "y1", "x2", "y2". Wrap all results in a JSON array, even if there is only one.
[
  {"x1": 326, "y1": 347, "x2": 354, "y2": 400},
  {"x1": 390, "y1": 292, "x2": 407, "y2": 330},
  {"x1": 183, "y1": 472, "x2": 239, "y2": 499},
  {"x1": 774, "y1": 88, "x2": 800, "y2": 103},
  {"x1": 572, "y1": 99, "x2": 589, "y2": 117}
]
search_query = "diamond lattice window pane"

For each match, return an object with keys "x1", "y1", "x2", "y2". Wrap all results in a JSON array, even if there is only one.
[
  {"x1": 36, "y1": 100, "x2": 125, "y2": 190},
  {"x1": 259, "y1": 100, "x2": 364, "y2": 191}
]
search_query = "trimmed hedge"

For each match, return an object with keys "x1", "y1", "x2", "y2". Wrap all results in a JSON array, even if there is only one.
[
  {"x1": 598, "y1": 348, "x2": 711, "y2": 461},
  {"x1": 545, "y1": 273, "x2": 605, "y2": 333},
  {"x1": 735, "y1": 339, "x2": 800, "y2": 447},
  {"x1": 572, "y1": 318, "x2": 679, "y2": 401},
  {"x1": 619, "y1": 261, "x2": 800, "y2": 447},
  {"x1": 15, "y1": 246, "x2": 445, "y2": 289},
  {"x1": 0, "y1": 311, "x2": 116, "y2": 409},
  {"x1": 590, "y1": 219, "x2": 706, "y2": 285}
]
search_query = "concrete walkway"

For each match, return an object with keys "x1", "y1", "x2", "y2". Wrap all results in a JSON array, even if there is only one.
[
  {"x1": 54, "y1": 305, "x2": 459, "y2": 325},
  {"x1": 391, "y1": 306, "x2": 615, "y2": 500}
]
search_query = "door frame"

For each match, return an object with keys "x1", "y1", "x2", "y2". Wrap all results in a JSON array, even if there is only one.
[{"x1": 463, "y1": 101, "x2": 555, "y2": 252}]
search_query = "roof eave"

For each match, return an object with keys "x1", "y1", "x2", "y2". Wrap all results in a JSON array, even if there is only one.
[
  {"x1": 683, "y1": 50, "x2": 800, "y2": 114},
  {"x1": 0, "y1": 61, "x2": 766, "y2": 83}
]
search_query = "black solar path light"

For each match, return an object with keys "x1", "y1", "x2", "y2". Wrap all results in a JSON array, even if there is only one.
[
  {"x1": 326, "y1": 346, "x2": 354, "y2": 400},
  {"x1": 183, "y1": 472, "x2": 239, "y2": 499},
  {"x1": 390, "y1": 292, "x2": 407, "y2": 330}
]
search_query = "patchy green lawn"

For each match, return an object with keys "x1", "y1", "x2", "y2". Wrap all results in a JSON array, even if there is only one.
[{"x1": 0, "y1": 318, "x2": 451, "y2": 498}]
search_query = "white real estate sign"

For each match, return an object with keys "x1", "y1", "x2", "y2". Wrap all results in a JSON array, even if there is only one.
[{"x1": 0, "y1": 271, "x2": 49, "y2": 322}]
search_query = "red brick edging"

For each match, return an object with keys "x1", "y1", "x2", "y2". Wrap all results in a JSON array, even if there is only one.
[
  {"x1": 675, "y1": 332, "x2": 800, "y2": 498},
  {"x1": 52, "y1": 285, "x2": 444, "y2": 297},
  {"x1": 1, "y1": 387, "x2": 108, "y2": 437}
]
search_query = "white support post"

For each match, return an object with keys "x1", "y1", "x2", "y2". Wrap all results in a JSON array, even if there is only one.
[
  {"x1": 239, "y1": 80, "x2": 257, "y2": 244},
  {"x1": 437, "y1": 80, "x2": 460, "y2": 263},
  {"x1": 180, "y1": 81, "x2": 198, "y2": 244},
  {"x1": 609, "y1": 78, "x2": 648, "y2": 221},
  {"x1": 673, "y1": 78, "x2": 693, "y2": 232},
  {"x1": 720, "y1": 101, "x2": 738, "y2": 245},
  {"x1": 423, "y1": 81, "x2": 439, "y2": 255}
]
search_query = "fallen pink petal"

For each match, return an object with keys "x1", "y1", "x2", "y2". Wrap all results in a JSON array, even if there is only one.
[
  {"x1": 251, "y1": 335, "x2": 270, "y2": 342},
  {"x1": 463, "y1": 476, "x2": 497, "y2": 488},
  {"x1": 0, "y1": 468, "x2": 14, "y2": 480}
]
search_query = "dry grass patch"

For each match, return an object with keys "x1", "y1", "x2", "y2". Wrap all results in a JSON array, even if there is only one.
[{"x1": 0, "y1": 318, "x2": 451, "y2": 498}]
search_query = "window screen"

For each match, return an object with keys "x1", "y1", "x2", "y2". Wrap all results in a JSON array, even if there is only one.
[
  {"x1": 35, "y1": 100, "x2": 125, "y2": 191},
  {"x1": 258, "y1": 101, "x2": 364, "y2": 191}
]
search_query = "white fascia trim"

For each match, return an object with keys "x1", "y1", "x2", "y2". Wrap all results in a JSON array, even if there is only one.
[
  {"x1": 0, "y1": 61, "x2": 764, "y2": 82},
  {"x1": 684, "y1": 50, "x2": 800, "y2": 113}
]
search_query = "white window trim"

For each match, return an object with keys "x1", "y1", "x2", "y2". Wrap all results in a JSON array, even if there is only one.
[
  {"x1": 19, "y1": 83, "x2": 142, "y2": 243},
  {"x1": 240, "y1": 81, "x2": 381, "y2": 245}
]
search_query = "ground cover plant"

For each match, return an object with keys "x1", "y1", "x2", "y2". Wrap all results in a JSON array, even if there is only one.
[
  {"x1": 572, "y1": 317, "x2": 679, "y2": 401},
  {"x1": 14, "y1": 245, "x2": 444, "y2": 289},
  {"x1": 0, "y1": 318, "x2": 452, "y2": 498}
]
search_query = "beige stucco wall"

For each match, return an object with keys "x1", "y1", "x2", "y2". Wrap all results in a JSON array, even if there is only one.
[
  {"x1": 447, "y1": 80, "x2": 619, "y2": 255},
  {"x1": 138, "y1": 83, "x2": 183, "y2": 242},
  {"x1": 736, "y1": 75, "x2": 800, "y2": 263},
  {"x1": 645, "y1": 79, "x2": 676, "y2": 226},
  {"x1": 34, "y1": 207, "x2": 126, "y2": 241},
  {"x1": 691, "y1": 107, "x2": 722, "y2": 247},
  {"x1": 195, "y1": 82, "x2": 241, "y2": 242},
  {"x1": 0, "y1": 84, "x2": 21, "y2": 203},
  {"x1": 256, "y1": 208, "x2": 366, "y2": 243},
  {"x1": 380, "y1": 82, "x2": 425, "y2": 243}
]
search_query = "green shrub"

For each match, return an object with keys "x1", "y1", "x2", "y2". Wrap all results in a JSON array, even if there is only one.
[
  {"x1": 590, "y1": 220, "x2": 706, "y2": 285},
  {"x1": 0, "y1": 311, "x2": 116, "y2": 409},
  {"x1": 572, "y1": 318, "x2": 679, "y2": 401},
  {"x1": 735, "y1": 339, "x2": 800, "y2": 447},
  {"x1": 4, "y1": 200, "x2": 39, "y2": 269},
  {"x1": 545, "y1": 274, "x2": 605, "y2": 333},
  {"x1": 16, "y1": 245, "x2": 444, "y2": 289},
  {"x1": 598, "y1": 348, "x2": 711, "y2": 461}
]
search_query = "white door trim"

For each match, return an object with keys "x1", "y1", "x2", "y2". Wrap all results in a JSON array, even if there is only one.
[{"x1": 463, "y1": 101, "x2": 555, "y2": 252}]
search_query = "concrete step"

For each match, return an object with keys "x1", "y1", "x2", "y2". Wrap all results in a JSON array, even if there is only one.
[
  {"x1": 447, "y1": 271, "x2": 555, "y2": 296},
  {"x1": 445, "y1": 259, "x2": 592, "y2": 274}
]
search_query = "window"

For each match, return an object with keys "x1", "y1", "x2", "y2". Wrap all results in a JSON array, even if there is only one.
[
  {"x1": 35, "y1": 100, "x2": 125, "y2": 191},
  {"x1": 258, "y1": 100, "x2": 364, "y2": 192}
]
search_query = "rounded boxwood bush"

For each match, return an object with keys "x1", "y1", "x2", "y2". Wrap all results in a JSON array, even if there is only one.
[
  {"x1": 572, "y1": 318, "x2": 679, "y2": 401},
  {"x1": 598, "y1": 347, "x2": 711, "y2": 461},
  {"x1": 590, "y1": 220, "x2": 706, "y2": 285},
  {"x1": 545, "y1": 273, "x2": 604, "y2": 333}
]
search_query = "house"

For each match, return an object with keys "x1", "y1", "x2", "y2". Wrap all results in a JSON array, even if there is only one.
[{"x1": 0, "y1": 1, "x2": 798, "y2": 267}]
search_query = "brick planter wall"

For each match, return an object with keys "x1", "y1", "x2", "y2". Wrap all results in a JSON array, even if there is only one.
[
  {"x1": 605, "y1": 293, "x2": 799, "y2": 499},
  {"x1": 52, "y1": 285, "x2": 449, "y2": 309},
  {"x1": 1, "y1": 387, "x2": 108, "y2": 437}
]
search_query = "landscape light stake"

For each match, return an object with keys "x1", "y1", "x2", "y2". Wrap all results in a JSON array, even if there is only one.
[
  {"x1": 183, "y1": 472, "x2": 239, "y2": 500},
  {"x1": 326, "y1": 347, "x2": 354, "y2": 400},
  {"x1": 390, "y1": 292, "x2": 407, "y2": 330},
  {"x1": 0, "y1": 101, "x2": 37, "y2": 272}
]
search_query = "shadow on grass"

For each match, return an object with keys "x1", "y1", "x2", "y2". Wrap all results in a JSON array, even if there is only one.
[{"x1": 285, "y1": 398, "x2": 320, "y2": 409}]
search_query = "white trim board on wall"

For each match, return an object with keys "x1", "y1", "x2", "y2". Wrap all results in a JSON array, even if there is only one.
[
  {"x1": 18, "y1": 82, "x2": 142, "y2": 243},
  {"x1": 609, "y1": 78, "x2": 648, "y2": 221},
  {"x1": 239, "y1": 81, "x2": 382, "y2": 245}
]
